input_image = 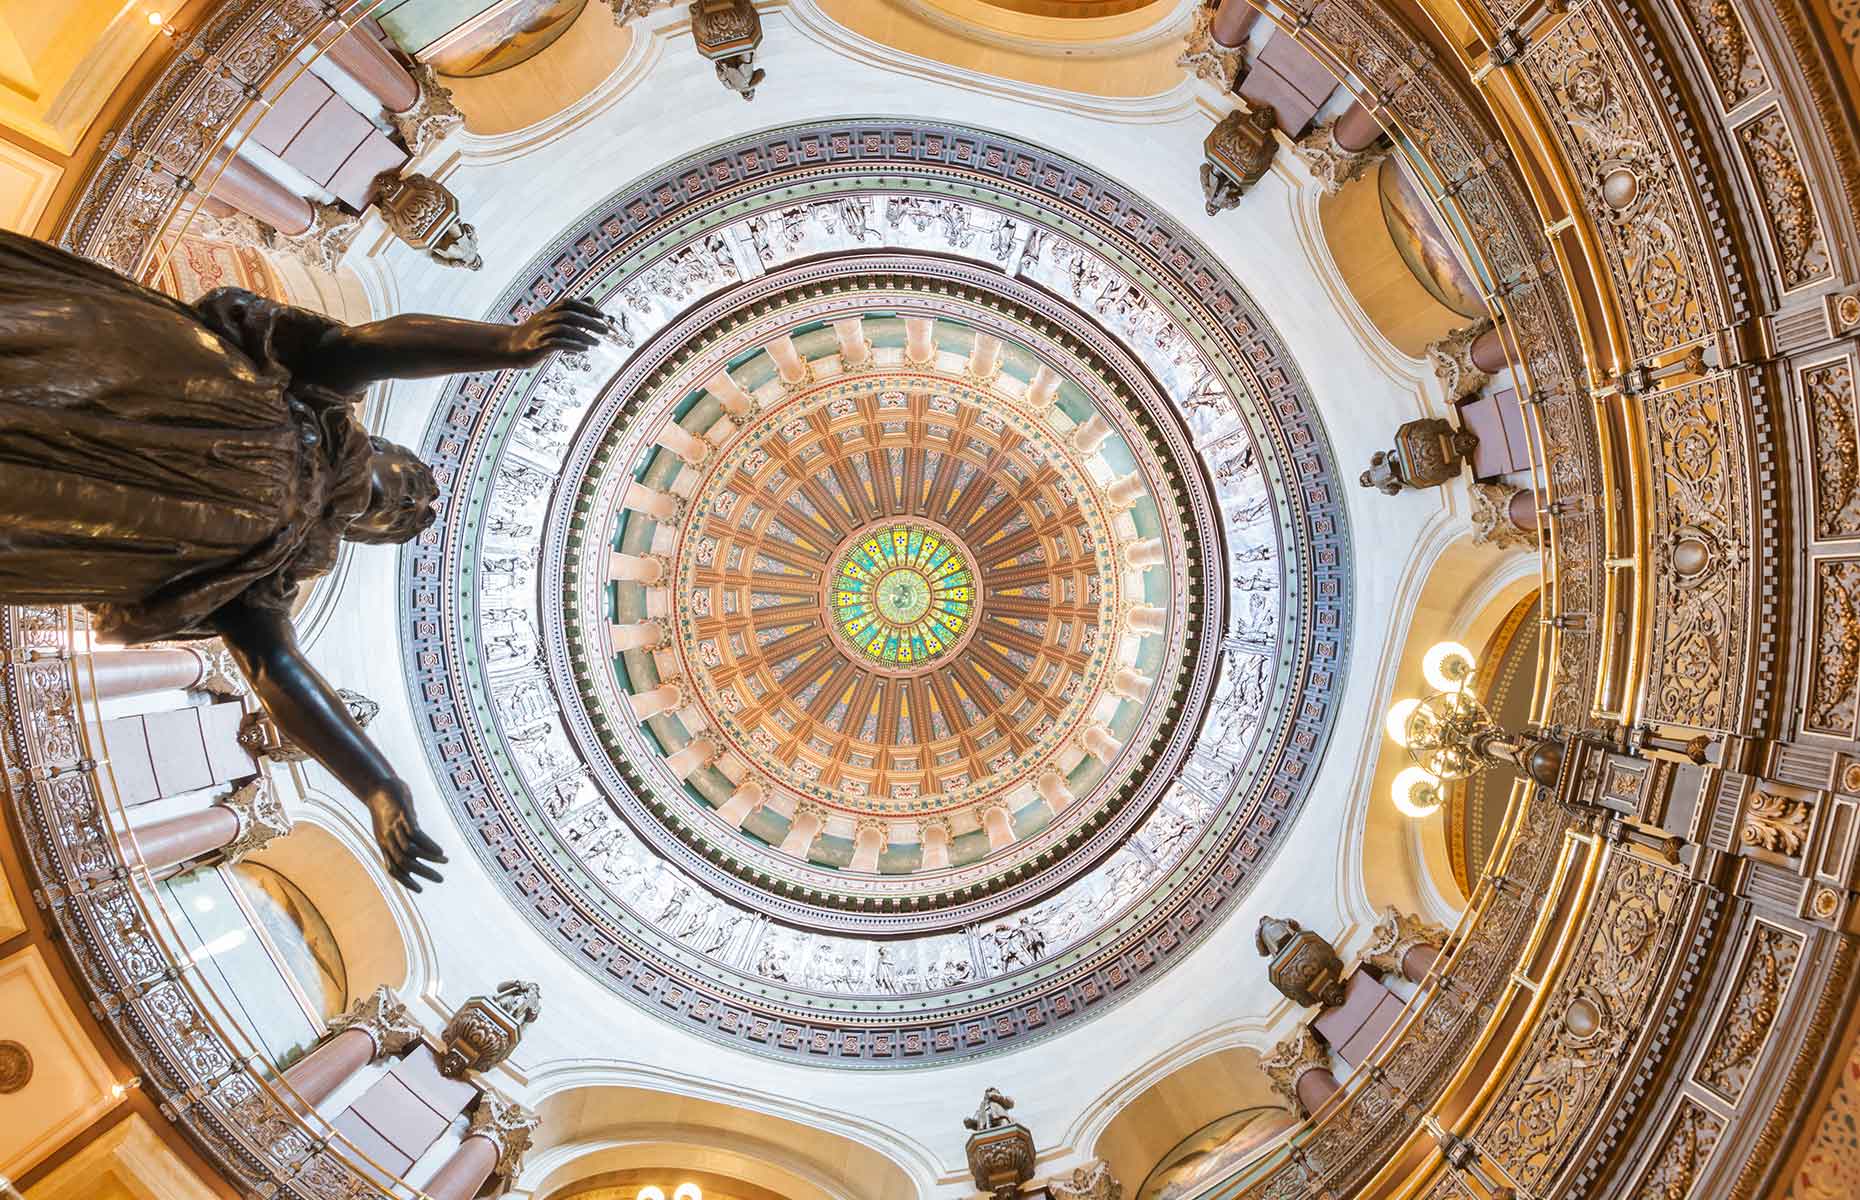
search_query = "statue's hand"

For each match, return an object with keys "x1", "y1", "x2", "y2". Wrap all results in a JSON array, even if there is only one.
[
  {"x1": 501, "y1": 299, "x2": 607, "y2": 368},
  {"x1": 361, "y1": 778, "x2": 448, "y2": 892}
]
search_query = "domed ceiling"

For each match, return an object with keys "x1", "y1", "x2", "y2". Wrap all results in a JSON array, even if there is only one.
[{"x1": 401, "y1": 120, "x2": 1350, "y2": 1065}]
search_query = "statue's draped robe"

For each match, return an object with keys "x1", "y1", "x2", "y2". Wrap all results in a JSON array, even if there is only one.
[{"x1": 0, "y1": 232, "x2": 371, "y2": 642}]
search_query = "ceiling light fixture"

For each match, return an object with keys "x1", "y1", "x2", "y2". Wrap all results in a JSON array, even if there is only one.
[{"x1": 1383, "y1": 641, "x2": 1565, "y2": 820}]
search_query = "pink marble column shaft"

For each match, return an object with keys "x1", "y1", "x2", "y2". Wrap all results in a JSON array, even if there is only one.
[
  {"x1": 79, "y1": 649, "x2": 205, "y2": 700},
  {"x1": 1470, "y1": 327, "x2": 1509, "y2": 374},
  {"x1": 420, "y1": 1134, "x2": 500, "y2": 1200},
  {"x1": 325, "y1": 26, "x2": 419, "y2": 114},
  {"x1": 280, "y1": 1027, "x2": 376, "y2": 1112},
  {"x1": 1333, "y1": 102, "x2": 1386, "y2": 153},
  {"x1": 1212, "y1": 0, "x2": 1260, "y2": 47},
  {"x1": 204, "y1": 146, "x2": 313, "y2": 236},
  {"x1": 121, "y1": 804, "x2": 241, "y2": 871}
]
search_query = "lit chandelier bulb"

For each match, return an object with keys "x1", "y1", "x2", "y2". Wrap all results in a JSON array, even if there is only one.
[
  {"x1": 1421, "y1": 640, "x2": 1477, "y2": 691},
  {"x1": 1391, "y1": 766, "x2": 1444, "y2": 819},
  {"x1": 1385, "y1": 697, "x2": 1422, "y2": 747}
]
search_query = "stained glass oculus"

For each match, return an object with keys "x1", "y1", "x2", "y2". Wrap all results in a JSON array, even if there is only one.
[{"x1": 831, "y1": 523, "x2": 977, "y2": 668}]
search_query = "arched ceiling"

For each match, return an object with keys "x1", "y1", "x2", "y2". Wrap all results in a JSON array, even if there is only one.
[{"x1": 398, "y1": 117, "x2": 1351, "y2": 1065}]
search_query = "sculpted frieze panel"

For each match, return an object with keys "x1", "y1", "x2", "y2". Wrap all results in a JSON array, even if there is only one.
[
  {"x1": 1807, "y1": 358, "x2": 1860, "y2": 539},
  {"x1": 1632, "y1": 1099, "x2": 1725, "y2": 1199},
  {"x1": 1641, "y1": 375, "x2": 1751, "y2": 732},
  {"x1": 1525, "y1": 5, "x2": 1720, "y2": 359},
  {"x1": 1697, "y1": 922, "x2": 1803, "y2": 1101},
  {"x1": 1677, "y1": 0, "x2": 1770, "y2": 109},
  {"x1": 1807, "y1": 557, "x2": 1860, "y2": 737},
  {"x1": 1470, "y1": 855, "x2": 1688, "y2": 1193},
  {"x1": 1736, "y1": 107, "x2": 1835, "y2": 291}
]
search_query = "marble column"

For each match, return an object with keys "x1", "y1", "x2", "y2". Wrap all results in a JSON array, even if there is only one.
[
  {"x1": 629, "y1": 682, "x2": 684, "y2": 721},
  {"x1": 779, "y1": 805, "x2": 823, "y2": 856},
  {"x1": 1211, "y1": 0, "x2": 1259, "y2": 47},
  {"x1": 282, "y1": 987, "x2": 424, "y2": 1112},
  {"x1": 706, "y1": 370, "x2": 756, "y2": 416},
  {"x1": 203, "y1": 146, "x2": 313, "y2": 237},
  {"x1": 919, "y1": 819, "x2": 952, "y2": 870},
  {"x1": 980, "y1": 803, "x2": 1015, "y2": 850},
  {"x1": 1125, "y1": 605, "x2": 1167, "y2": 636},
  {"x1": 766, "y1": 334, "x2": 809, "y2": 385},
  {"x1": 1332, "y1": 102, "x2": 1386, "y2": 154},
  {"x1": 1071, "y1": 413, "x2": 1112, "y2": 454},
  {"x1": 717, "y1": 781, "x2": 766, "y2": 827},
  {"x1": 1470, "y1": 326, "x2": 1509, "y2": 374},
  {"x1": 421, "y1": 1093, "x2": 537, "y2": 1200},
  {"x1": 78, "y1": 648, "x2": 208, "y2": 700},
  {"x1": 121, "y1": 805, "x2": 240, "y2": 872},
  {"x1": 904, "y1": 317, "x2": 936, "y2": 366},
  {"x1": 121, "y1": 779, "x2": 289, "y2": 871},
  {"x1": 850, "y1": 821, "x2": 885, "y2": 872},
  {"x1": 1027, "y1": 364, "x2": 1060, "y2": 410},
  {"x1": 1105, "y1": 471, "x2": 1145, "y2": 509},
  {"x1": 1124, "y1": 537, "x2": 1166, "y2": 568},
  {"x1": 325, "y1": 25, "x2": 419, "y2": 115}
]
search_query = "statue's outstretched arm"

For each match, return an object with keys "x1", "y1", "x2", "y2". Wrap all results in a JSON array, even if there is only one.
[
  {"x1": 209, "y1": 599, "x2": 447, "y2": 891},
  {"x1": 296, "y1": 298, "x2": 607, "y2": 395}
]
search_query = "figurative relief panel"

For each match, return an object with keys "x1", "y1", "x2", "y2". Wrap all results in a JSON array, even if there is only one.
[
  {"x1": 1806, "y1": 358, "x2": 1860, "y2": 539},
  {"x1": 1736, "y1": 107, "x2": 1834, "y2": 291},
  {"x1": 1807, "y1": 557, "x2": 1860, "y2": 737}
]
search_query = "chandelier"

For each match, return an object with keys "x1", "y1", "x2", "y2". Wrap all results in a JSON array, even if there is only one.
[{"x1": 1384, "y1": 641, "x2": 1564, "y2": 819}]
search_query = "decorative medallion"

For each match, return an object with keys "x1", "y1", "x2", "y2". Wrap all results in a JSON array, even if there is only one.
[
  {"x1": 403, "y1": 120, "x2": 1350, "y2": 1064},
  {"x1": 0, "y1": 1040, "x2": 31, "y2": 1093},
  {"x1": 829, "y1": 521, "x2": 978, "y2": 670}
]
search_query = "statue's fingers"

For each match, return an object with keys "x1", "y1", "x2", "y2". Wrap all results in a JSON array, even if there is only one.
[
  {"x1": 547, "y1": 309, "x2": 609, "y2": 335},
  {"x1": 542, "y1": 330, "x2": 600, "y2": 353},
  {"x1": 556, "y1": 298, "x2": 604, "y2": 319},
  {"x1": 409, "y1": 830, "x2": 449, "y2": 862},
  {"x1": 408, "y1": 858, "x2": 444, "y2": 884}
]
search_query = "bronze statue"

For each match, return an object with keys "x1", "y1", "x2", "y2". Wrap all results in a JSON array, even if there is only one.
[{"x1": 0, "y1": 231, "x2": 605, "y2": 891}]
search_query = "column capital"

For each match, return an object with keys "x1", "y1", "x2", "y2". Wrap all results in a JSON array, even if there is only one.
[
  {"x1": 1362, "y1": 905, "x2": 1450, "y2": 976},
  {"x1": 391, "y1": 64, "x2": 465, "y2": 157},
  {"x1": 466, "y1": 1089, "x2": 541, "y2": 1183},
  {"x1": 1259, "y1": 1024, "x2": 1331, "y2": 1108},
  {"x1": 1049, "y1": 1159, "x2": 1123, "y2": 1200},
  {"x1": 1293, "y1": 117, "x2": 1392, "y2": 196},
  {"x1": 219, "y1": 779, "x2": 292, "y2": 863},
  {"x1": 327, "y1": 985, "x2": 425, "y2": 1061}
]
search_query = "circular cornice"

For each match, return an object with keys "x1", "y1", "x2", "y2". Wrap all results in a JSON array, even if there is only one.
[{"x1": 401, "y1": 119, "x2": 1350, "y2": 1066}]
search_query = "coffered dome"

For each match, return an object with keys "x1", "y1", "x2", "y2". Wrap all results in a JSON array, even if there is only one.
[{"x1": 402, "y1": 119, "x2": 1348, "y2": 1063}]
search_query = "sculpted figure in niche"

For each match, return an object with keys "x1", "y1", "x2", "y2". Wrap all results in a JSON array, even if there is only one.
[{"x1": 0, "y1": 232, "x2": 605, "y2": 890}]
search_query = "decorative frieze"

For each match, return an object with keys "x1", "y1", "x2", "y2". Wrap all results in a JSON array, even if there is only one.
[
  {"x1": 1697, "y1": 923, "x2": 1802, "y2": 1101},
  {"x1": 1676, "y1": 0, "x2": 1769, "y2": 109},
  {"x1": 1737, "y1": 107, "x2": 1833, "y2": 290},
  {"x1": 1808, "y1": 558, "x2": 1860, "y2": 737},
  {"x1": 1632, "y1": 1099, "x2": 1724, "y2": 1198},
  {"x1": 1806, "y1": 358, "x2": 1860, "y2": 539}
]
